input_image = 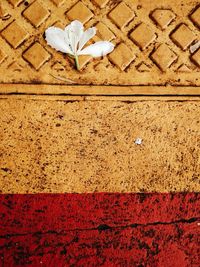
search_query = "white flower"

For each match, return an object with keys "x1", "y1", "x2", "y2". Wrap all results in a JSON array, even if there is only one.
[{"x1": 45, "y1": 20, "x2": 115, "y2": 70}]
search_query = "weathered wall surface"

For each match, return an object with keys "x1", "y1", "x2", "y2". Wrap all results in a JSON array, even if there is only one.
[
  {"x1": 0, "y1": 0, "x2": 200, "y2": 92},
  {"x1": 1, "y1": 0, "x2": 200, "y2": 265},
  {"x1": 1, "y1": 98, "x2": 199, "y2": 193},
  {"x1": 0, "y1": 193, "x2": 199, "y2": 266}
]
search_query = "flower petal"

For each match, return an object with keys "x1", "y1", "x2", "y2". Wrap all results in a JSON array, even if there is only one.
[
  {"x1": 78, "y1": 41, "x2": 114, "y2": 57},
  {"x1": 78, "y1": 27, "x2": 96, "y2": 51},
  {"x1": 70, "y1": 20, "x2": 84, "y2": 40},
  {"x1": 45, "y1": 27, "x2": 72, "y2": 54},
  {"x1": 65, "y1": 20, "x2": 84, "y2": 54}
]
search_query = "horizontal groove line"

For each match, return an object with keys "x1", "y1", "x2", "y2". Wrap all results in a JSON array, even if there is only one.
[{"x1": 0, "y1": 84, "x2": 200, "y2": 97}]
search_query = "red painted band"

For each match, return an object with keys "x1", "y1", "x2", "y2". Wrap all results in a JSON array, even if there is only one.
[{"x1": 0, "y1": 193, "x2": 199, "y2": 266}]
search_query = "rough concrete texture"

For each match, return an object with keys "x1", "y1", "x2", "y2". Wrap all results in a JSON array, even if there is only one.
[
  {"x1": 0, "y1": 98, "x2": 200, "y2": 193},
  {"x1": 0, "y1": 0, "x2": 200, "y2": 90},
  {"x1": 0, "y1": 193, "x2": 199, "y2": 266}
]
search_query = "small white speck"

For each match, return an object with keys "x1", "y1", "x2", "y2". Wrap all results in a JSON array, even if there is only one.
[
  {"x1": 135, "y1": 138, "x2": 142, "y2": 145},
  {"x1": 197, "y1": 222, "x2": 200, "y2": 226},
  {"x1": 190, "y1": 40, "x2": 200, "y2": 53}
]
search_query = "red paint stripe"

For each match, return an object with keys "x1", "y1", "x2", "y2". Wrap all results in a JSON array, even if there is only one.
[{"x1": 0, "y1": 193, "x2": 199, "y2": 266}]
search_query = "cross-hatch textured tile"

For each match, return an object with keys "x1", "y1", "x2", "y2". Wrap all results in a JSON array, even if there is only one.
[
  {"x1": 0, "y1": 99, "x2": 200, "y2": 193},
  {"x1": 0, "y1": 0, "x2": 199, "y2": 93}
]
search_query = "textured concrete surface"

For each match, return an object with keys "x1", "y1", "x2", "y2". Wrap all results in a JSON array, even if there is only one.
[
  {"x1": 0, "y1": 98, "x2": 200, "y2": 193},
  {"x1": 0, "y1": 193, "x2": 199, "y2": 266},
  {"x1": 0, "y1": 0, "x2": 200, "y2": 91},
  {"x1": 1, "y1": 1, "x2": 200, "y2": 265}
]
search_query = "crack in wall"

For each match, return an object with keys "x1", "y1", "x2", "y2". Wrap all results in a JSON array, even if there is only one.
[{"x1": 0, "y1": 217, "x2": 199, "y2": 239}]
